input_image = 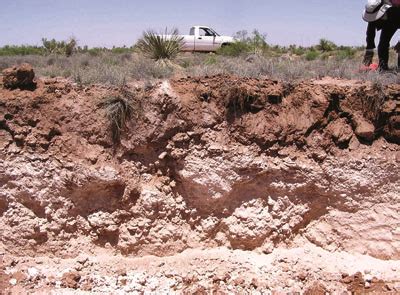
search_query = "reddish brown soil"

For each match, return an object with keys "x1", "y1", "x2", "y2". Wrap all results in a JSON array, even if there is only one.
[
  {"x1": 171, "y1": 75, "x2": 399, "y2": 148},
  {"x1": 0, "y1": 74, "x2": 399, "y2": 293}
]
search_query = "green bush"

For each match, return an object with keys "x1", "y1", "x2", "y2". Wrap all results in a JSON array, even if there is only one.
[
  {"x1": 217, "y1": 41, "x2": 250, "y2": 56},
  {"x1": 288, "y1": 45, "x2": 306, "y2": 56},
  {"x1": 111, "y1": 46, "x2": 133, "y2": 54},
  {"x1": 220, "y1": 29, "x2": 269, "y2": 56},
  {"x1": 335, "y1": 47, "x2": 356, "y2": 60},
  {"x1": 0, "y1": 45, "x2": 45, "y2": 56},
  {"x1": 87, "y1": 48, "x2": 105, "y2": 56},
  {"x1": 305, "y1": 50, "x2": 320, "y2": 61}
]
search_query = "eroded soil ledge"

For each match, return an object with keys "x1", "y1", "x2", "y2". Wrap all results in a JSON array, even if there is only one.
[{"x1": 0, "y1": 75, "x2": 399, "y2": 293}]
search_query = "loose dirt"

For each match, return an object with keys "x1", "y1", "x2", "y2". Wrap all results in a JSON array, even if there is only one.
[{"x1": 0, "y1": 73, "x2": 399, "y2": 293}]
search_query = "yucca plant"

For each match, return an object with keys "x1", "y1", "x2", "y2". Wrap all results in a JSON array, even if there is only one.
[{"x1": 136, "y1": 28, "x2": 184, "y2": 62}]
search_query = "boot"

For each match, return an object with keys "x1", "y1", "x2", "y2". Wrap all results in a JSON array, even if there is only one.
[{"x1": 379, "y1": 59, "x2": 389, "y2": 71}]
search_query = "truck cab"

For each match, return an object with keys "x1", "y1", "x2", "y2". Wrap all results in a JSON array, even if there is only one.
[{"x1": 181, "y1": 26, "x2": 234, "y2": 52}]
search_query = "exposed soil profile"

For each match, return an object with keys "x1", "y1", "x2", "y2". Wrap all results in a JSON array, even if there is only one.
[{"x1": 0, "y1": 74, "x2": 399, "y2": 293}]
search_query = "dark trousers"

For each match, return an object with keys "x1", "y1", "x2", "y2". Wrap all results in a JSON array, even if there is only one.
[
  {"x1": 378, "y1": 24, "x2": 398, "y2": 69},
  {"x1": 377, "y1": 8, "x2": 400, "y2": 69}
]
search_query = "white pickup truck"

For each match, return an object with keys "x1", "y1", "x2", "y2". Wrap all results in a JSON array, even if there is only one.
[{"x1": 178, "y1": 26, "x2": 235, "y2": 52}]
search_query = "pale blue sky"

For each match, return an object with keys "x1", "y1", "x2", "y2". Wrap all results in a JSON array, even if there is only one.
[{"x1": 1, "y1": 0, "x2": 399, "y2": 47}]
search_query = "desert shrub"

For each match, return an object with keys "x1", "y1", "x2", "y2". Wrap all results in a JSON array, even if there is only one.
[
  {"x1": 179, "y1": 59, "x2": 191, "y2": 68},
  {"x1": 136, "y1": 28, "x2": 183, "y2": 61},
  {"x1": 273, "y1": 60, "x2": 312, "y2": 81},
  {"x1": 111, "y1": 46, "x2": 133, "y2": 54},
  {"x1": 87, "y1": 48, "x2": 105, "y2": 56},
  {"x1": 0, "y1": 45, "x2": 45, "y2": 56},
  {"x1": 270, "y1": 45, "x2": 288, "y2": 55},
  {"x1": 3, "y1": 45, "x2": 399, "y2": 85},
  {"x1": 319, "y1": 52, "x2": 331, "y2": 60},
  {"x1": 305, "y1": 50, "x2": 320, "y2": 61},
  {"x1": 221, "y1": 29, "x2": 268, "y2": 56},
  {"x1": 176, "y1": 53, "x2": 208, "y2": 69},
  {"x1": 317, "y1": 39, "x2": 337, "y2": 52},
  {"x1": 73, "y1": 66, "x2": 127, "y2": 85},
  {"x1": 41, "y1": 37, "x2": 77, "y2": 56},
  {"x1": 98, "y1": 88, "x2": 135, "y2": 143},
  {"x1": 217, "y1": 41, "x2": 250, "y2": 56},
  {"x1": 248, "y1": 30, "x2": 269, "y2": 54},
  {"x1": 0, "y1": 55, "x2": 50, "y2": 71},
  {"x1": 38, "y1": 52, "x2": 173, "y2": 83},
  {"x1": 204, "y1": 54, "x2": 218, "y2": 65},
  {"x1": 335, "y1": 47, "x2": 357, "y2": 60},
  {"x1": 130, "y1": 56, "x2": 174, "y2": 79},
  {"x1": 288, "y1": 45, "x2": 306, "y2": 56}
]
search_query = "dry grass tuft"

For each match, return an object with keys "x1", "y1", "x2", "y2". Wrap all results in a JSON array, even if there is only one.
[{"x1": 98, "y1": 85, "x2": 139, "y2": 144}]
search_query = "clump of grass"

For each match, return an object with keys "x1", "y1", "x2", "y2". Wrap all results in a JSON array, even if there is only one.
[
  {"x1": 99, "y1": 86, "x2": 135, "y2": 144},
  {"x1": 136, "y1": 28, "x2": 183, "y2": 62}
]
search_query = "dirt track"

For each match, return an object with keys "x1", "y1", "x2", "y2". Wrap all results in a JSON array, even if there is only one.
[{"x1": 0, "y1": 75, "x2": 399, "y2": 293}]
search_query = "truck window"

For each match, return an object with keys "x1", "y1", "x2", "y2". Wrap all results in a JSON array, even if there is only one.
[
  {"x1": 190, "y1": 28, "x2": 195, "y2": 35},
  {"x1": 199, "y1": 28, "x2": 214, "y2": 37}
]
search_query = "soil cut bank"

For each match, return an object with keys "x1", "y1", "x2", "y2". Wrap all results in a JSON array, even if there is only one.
[{"x1": 0, "y1": 72, "x2": 399, "y2": 293}]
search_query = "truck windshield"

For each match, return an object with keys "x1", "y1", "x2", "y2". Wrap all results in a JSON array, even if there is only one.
[{"x1": 209, "y1": 28, "x2": 220, "y2": 36}]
